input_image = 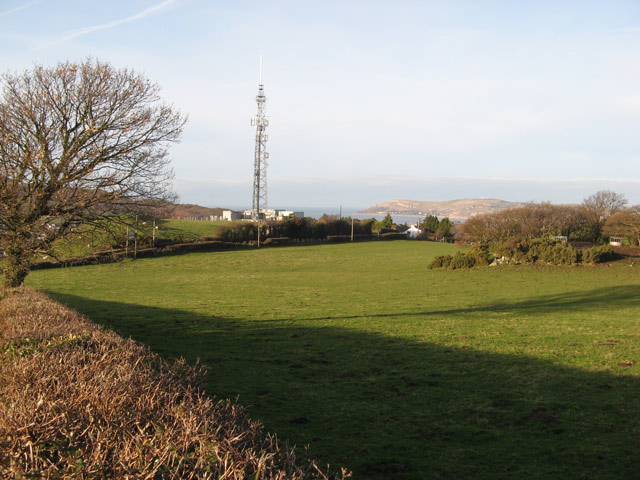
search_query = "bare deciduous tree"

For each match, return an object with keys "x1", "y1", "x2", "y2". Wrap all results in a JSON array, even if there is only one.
[
  {"x1": 0, "y1": 59, "x2": 186, "y2": 286},
  {"x1": 456, "y1": 203, "x2": 587, "y2": 245},
  {"x1": 603, "y1": 205, "x2": 640, "y2": 246},
  {"x1": 581, "y1": 190, "x2": 628, "y2": 241},
  {"x1": 583, "y1": 190, "x2": 628, "y2": 219}
]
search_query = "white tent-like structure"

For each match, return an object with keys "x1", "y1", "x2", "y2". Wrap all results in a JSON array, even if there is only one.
[{"x1": 405, "y1": 225, "x2": 422, "y2": 239}]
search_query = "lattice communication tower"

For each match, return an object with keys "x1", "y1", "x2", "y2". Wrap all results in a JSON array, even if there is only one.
[{"x1": 251, "y1": 56, "x2": 269, "y2": 220}]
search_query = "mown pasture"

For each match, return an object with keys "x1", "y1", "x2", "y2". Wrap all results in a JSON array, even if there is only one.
[{"x1": 27, "y1": 241, "x2": 640, "y2": 479}]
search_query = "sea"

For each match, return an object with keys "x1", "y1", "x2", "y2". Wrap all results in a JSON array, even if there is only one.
[
  {"x1": 262, "y1": 207, "x2": 462, "y2": 225},
  {"x1": 221, "y1": 206, "x2": 464, "y2": 224}
]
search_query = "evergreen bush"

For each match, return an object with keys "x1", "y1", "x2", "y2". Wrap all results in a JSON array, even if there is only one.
[
  {"x1": 582, "y1": 244, "x2": 615, "y2": 264},
  {"x1": 427, "y1": 248, "x2": 489, "y2": 270}
]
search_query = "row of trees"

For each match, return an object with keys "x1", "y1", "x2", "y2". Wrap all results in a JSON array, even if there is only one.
[
  {"x1": 421, "y1": 215, "x2": 453, "y2": 238},
  {"x1": 371, "y1": 213, "x2": 453, "y2": 238},
  {"x1": 372, "y1": 213, "x2": 393, "y2": 231},
  {"x1": 457, "y1": 191, "x2": 637, "y2": 245},
  {"x1": 214, "y1": 214, "x2": 457, "y2": 244},
  {"x1": 214, "y1": 216, "x2": 377, "y2": 243}
]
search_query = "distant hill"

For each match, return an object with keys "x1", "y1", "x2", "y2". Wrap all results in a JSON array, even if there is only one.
[
  {"x1": 170, "y1": 204, "x2": 226, "y2": 219},
  {"x1": 357, "y1": 198, "x2": 526, "y2": 220}
]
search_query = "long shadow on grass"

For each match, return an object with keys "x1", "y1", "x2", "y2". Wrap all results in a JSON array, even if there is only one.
[
  {"x1": 288, "y1": 285, "x2": 640, "y2": 322},
  {"x1": 46, "y1": 292, "x2": 640, "y2": 480}
]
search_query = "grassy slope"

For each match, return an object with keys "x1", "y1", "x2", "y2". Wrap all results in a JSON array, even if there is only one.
[
  {"x1": 154, "y1": 218, "x2": 227, "y2": 242},
  {"x1": 27, "y1": 241, "x2": 640, "y2": 479},
  {"x1": 34, "y1": 218, "x2": 225, "y2": 263}
]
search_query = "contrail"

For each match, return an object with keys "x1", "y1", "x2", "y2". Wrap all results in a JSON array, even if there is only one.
[
  {"x1": 0, "y1": 0, "x2": 40, "y2": 18},
  {"x1": 1, "y1": 0, "x2": 183, "y2": 62},
  {"x1": 42, "y1": 0, "x2": 182, "y2": 47}
]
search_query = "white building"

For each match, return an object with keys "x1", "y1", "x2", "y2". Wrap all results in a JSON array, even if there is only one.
[
  {"x1": 405, "y1": 224, "x2": 422, "y2": 239},
  {"x1": 239, "y1": 209, "x2": 304, "y2": 221},
  {"x1": 275, "y1": 210, "x2": 304, "y2": 220},
  {"x1": 222, "y1": 210, "x2": 243, "y2": 221}
]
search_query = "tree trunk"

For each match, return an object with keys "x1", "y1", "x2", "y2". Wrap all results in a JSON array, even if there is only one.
[{"x1": 2, "y1": 245, "x2": 32, "y2": 287}]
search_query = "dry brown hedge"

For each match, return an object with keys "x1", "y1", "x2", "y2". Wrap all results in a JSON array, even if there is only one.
[{"x1": 0, "y1": 288, "x2": 347, "y2": 479}]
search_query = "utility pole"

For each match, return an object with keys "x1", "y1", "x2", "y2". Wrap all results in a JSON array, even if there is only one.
[
  {"x1": 134, "y1": 215, "x2": 138, "y2": 259},
  {"x1": 257, "y1": 220, "x2": 261, "y2": 248}
]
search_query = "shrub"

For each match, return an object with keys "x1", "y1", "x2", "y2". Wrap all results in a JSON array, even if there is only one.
[
  {"x1": 213, "y1": 221, "x2": 258, "y2": 243},
  {"x1": 449, "y1": 252, "x2": 475, "y2": 269},
  {"x1": 428, "y1": 255, "x2": 453, "y2": 269},
  {"x1": 493, "y1": 238, "x2": 581, "y2": 266},
  {"x1": 379, "y1": 232, "x2": 407, "y2": 240},
  {"x1": 582, "y1": 244, "x2": 616, "y2": 264},
  {"x1": 427, "y1": 248, "x2": 489, "y2": 270},
  {"x1": 467, "y1": 244, "x2": 492, "y2": 265},
  {"x1": 0, "y1": 288, "x2": 344, "y2": 480}
]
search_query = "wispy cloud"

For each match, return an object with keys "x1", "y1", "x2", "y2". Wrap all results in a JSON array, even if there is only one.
[
  {"x1": 0, "y1": 0, "x2": 40, "y2": 18},
  {"x1": 34, "y1": 0, "x2": 182, "y2": 51}
]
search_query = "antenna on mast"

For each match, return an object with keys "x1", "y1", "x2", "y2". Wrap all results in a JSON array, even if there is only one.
[{"x1": 251, "y1": 55, "x2": 269, "y2": 221}]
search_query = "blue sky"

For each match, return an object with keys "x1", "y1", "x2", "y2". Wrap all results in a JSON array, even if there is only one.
[{"x1": 2, "y1": 0, "x2": 639, "y2": 208}]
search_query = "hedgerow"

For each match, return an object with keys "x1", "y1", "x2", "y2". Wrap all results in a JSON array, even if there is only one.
[
  {"x1": 214, "y1": 221, "x2": 259, "y2": 243},
  {"x1": 213, "y1": 217, "x2": 375, "y2": 244},
  {"x1": 379, "y1": 232, "x2": 407, "y2": 240},
  {"x1": 0, "y1": 288, "x2": 346, "y2": 480}
]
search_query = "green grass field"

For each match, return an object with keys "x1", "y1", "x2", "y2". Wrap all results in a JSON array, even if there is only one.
[
  {"x1": 27, "y1": 241, "x2": 640, "y2": 479},
  {"x1": 39, "y1": 218, "x2": 225, "y2": 262},
  {"x1": 154, "y1": 218, "x2": 227, "y2": 242}
]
